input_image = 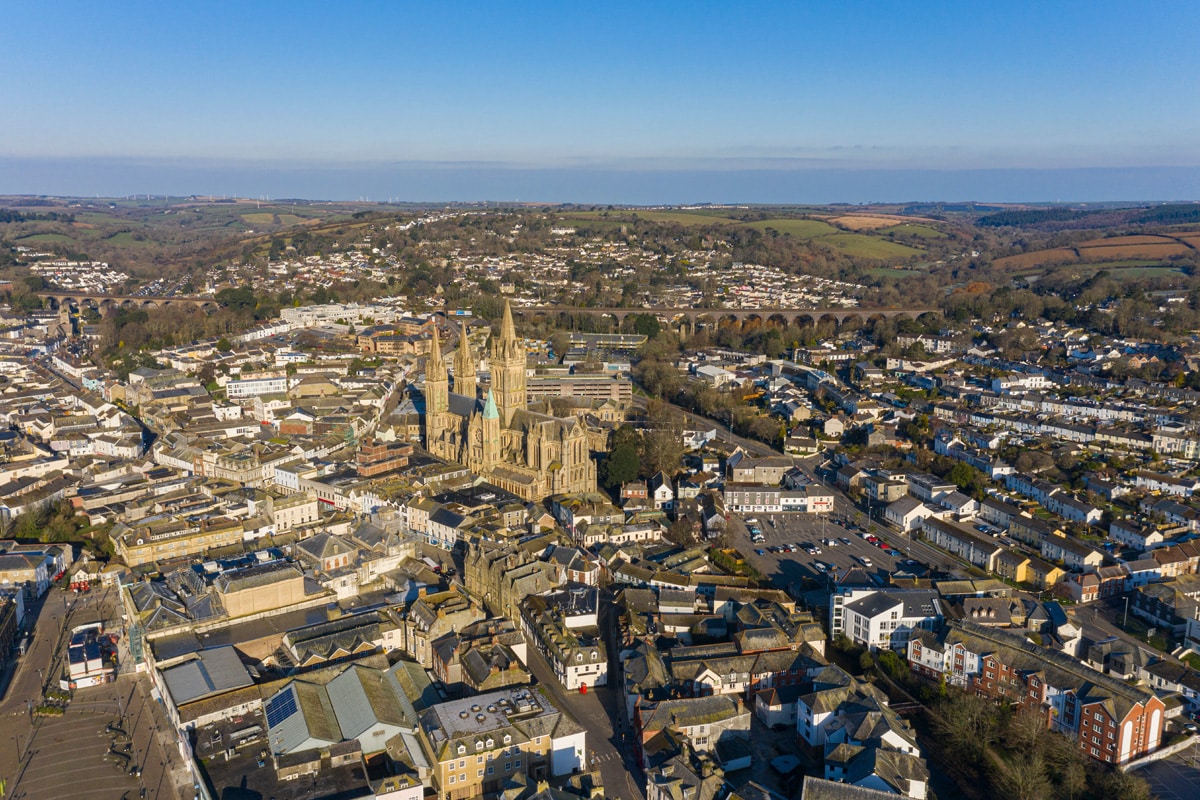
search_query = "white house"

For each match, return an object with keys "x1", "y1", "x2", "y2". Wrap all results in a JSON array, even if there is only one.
[
  {"x1": 885, "y1": 496, "x2": 940, "y2": 532},
  {"x1": 840, "y1": 590, "x2": 943, "y2": 652}
]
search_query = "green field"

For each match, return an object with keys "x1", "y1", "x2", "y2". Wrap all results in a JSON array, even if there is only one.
[
  {"x1": 747, "y1": 218, "x2": 839, "y2": 239},
  {"x1": 16, "y1": 233, "x2": 75, "y2": 244},
  {"x1": 880, "y1": 223, "x2": 946, "y2": 239},
  {"x1": 818, "y1": 234, "x2": 923, "y2": 259},
  {"x1": 561, "y1": 210, "x2": 740, "y2": 226},
  {"x1": 241, "y1": 212, "x2": 277, "y2": 225},
  {"x1": 868, "y1": 267, "x2": 922, "y2": 279},
  {"x1": 276, "y1": 214, "x2": 306, "y2": 225},
  {"x1": 1025, "y1": 263, "x2": 1187, "y2": 282},
  {"x1": 104, "y1": 231, "x2": 143, "y2": 246}
]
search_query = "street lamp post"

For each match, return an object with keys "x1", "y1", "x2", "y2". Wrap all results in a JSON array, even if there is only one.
[{"x1": 1123, "y1": 595, "x2": 1130, "y2": 629}]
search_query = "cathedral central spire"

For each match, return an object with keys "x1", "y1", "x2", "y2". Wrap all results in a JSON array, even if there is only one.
[
  {"x1": 491, "y1": 300, "x2": 526, "y2": 427},
  {"x1": 454, "y1": 319, "x2": 477, "y2": 399}
]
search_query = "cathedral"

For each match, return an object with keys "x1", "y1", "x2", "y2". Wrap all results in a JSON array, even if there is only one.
[{"x1": 423, "y1": 301, "x2": 597, "y2": 501}]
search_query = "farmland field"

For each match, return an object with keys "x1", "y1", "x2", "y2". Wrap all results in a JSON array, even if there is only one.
[
  {"x1": 560, "y1": 210, "x2": 739, "y2": 226},
  {"x1": 241, "y1": 212, "x2": 277, "y2": 225},
  {"x1": 830, "y1": 214, "x2": 909, "y2": 230},
  {"x1": 746, "y1": 218, "x2": 839, "y2": 239},
  {"x1": 879, "y1": 223, "x2": 947, "y2": 239},
  {"x1": 1077, "y1": 234, "x2": 1182, "y2": 247},
  {"x1": 994, "y1": 248, "x2": 1080, "y2": 269},
  {"x1": 817, "y1": 234, "x2": 922, "y2": 259},
  {"x1": 16, "y1": 233, "x2": 75, "y2": 244},
  {"x1": 1076, "y1": 242, "x2": 1191, "y2": 259},
  {"x1": 868, "y1": 267, "x2": 922, "y2": 279}
]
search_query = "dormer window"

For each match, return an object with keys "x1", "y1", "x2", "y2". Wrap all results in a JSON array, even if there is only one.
[
  {"x1": 457, "y1": 744, "x2": 466, "y2": 755},
  {"x1": 503, "y1": 734, "x2": 512, "y2": 744},
  {"x1": 486, "y1": 738, "x2": 494, "y2": 748},
  {"x1": 476, "y1": 741, "x2": 483, "y2": 751}
]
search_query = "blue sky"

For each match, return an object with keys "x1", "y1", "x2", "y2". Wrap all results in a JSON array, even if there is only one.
[{"x1": 2, "y1": 1, "x2": 1198, "y2": 202}]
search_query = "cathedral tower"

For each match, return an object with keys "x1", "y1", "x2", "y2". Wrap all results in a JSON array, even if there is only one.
[
  {"x1": 453, "y1": 320, "x2": 477, "y2": 399},
  {"x1": 491, "y1": 300, "x2": 526, "y2": 427},
  {"x1": 424, "y1": 324, "x2": 449, "y2": 452},
  {"x1": 481, "y1": 389, "x2": 501, "y2": 468}
]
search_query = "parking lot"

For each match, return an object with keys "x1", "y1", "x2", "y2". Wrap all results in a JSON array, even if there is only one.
[
  {"x1": 1137, "y1": 737, "x2": 1200, "y2": 800},
  {"x1": 730, "y1": 511, "x2": 919, "y2": 590}
]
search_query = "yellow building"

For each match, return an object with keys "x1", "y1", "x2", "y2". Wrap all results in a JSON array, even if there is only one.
[
  {"x1": 213, "y1": 562, "x2": 309, "y2": 618},
  {"x1": 116, "y1": 517, "x2": 245, "y2": 567},
  {"x1": 417, "y1": 686, "x2": 586, "y2": 800}
]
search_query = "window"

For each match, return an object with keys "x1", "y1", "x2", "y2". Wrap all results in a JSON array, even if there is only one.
[
  {"x1": 457, "y1": 745, "x2": 465, "y2": 755},
  {"x1": 487, "y1": 766, "x2": 494, "y2": 775},
  {"x1": 505, "y1": 762, "x2": 511, "y2": 771},
  {"x1": 478, "y1": 769, "x2": 484, "y2": 777},
  {"x1": 503, "y1": 735, "x2": 511, "y2": 744},
  {"x1": 515, "y1": 759, "x2": 522, "y2": 768},
  {"x1": 459, "y1": 760, "x2": 465, "y2": 769},
  {"x1": 476, "y1": 742, "x2": 483, "y2": 751},
  {"x1": 449, "y1": 776, "x2": 456, "y2": 785}
]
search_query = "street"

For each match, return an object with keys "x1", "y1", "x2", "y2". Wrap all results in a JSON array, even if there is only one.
[{"x1": 521, "y1": 629, "x2": 644, "y2": 800}]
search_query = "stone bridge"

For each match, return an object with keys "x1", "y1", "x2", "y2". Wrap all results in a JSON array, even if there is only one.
[
  {"x1": 37, "y1": 291, "x2": 219, "y2": 312},
  {"x1": 513, "y1": 305, "x2": 941, "y2": 329}
]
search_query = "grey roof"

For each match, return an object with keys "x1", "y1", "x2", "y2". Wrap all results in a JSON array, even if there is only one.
[
  {"x1": 327, "y1": 665, "x2": 408, "y2": 740},
  {"x1": 161, "y1": 646, "x2": 253, "y2": 707},
  {"x1": 447, "y1": 392, "x2": 483, "y2": 418},
  {"x1": 801, "y1": 775, "x2": 903, "y2": 800}
]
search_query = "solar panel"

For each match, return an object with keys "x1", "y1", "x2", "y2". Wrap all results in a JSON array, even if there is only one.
[{"x1": 266, "y1": 687, "x2": 298, "y2": 728}]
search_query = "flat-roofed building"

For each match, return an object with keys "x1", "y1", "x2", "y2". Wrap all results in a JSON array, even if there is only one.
[{"x1": 416, "y1": 686, "x2": 586, "y2": 800}]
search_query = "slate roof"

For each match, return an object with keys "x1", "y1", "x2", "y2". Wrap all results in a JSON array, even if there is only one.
[{"x1": 161, "y1": 646, "x2": 254, "y2": 707}]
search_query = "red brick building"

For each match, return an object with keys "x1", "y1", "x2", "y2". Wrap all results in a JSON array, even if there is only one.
[{"x1": 908, "y1": 620, "x2": 1165, "y2": 765}]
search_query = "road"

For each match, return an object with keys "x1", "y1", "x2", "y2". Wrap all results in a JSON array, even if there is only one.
[{"x1": 521, "y1": 633, "x2": 643, "y2": 800}]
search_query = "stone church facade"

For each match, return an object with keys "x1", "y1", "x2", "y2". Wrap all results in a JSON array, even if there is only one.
[{"x1": 424, "y1": 302, "x2": 596, "y2": 501}]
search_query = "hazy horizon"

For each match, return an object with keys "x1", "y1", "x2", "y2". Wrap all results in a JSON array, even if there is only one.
[{"x1": 5, "y1": 156, "x2": 1200, "y2": 206}]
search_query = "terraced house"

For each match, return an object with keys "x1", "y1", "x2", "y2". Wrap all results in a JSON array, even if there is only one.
[{"x1": 907, "y1": 620, "x2": 1165, "y2": 765}]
